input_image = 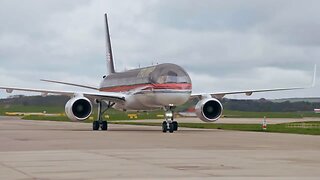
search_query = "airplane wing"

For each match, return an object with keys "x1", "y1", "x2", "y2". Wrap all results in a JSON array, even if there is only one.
[
  {"x1": 0, "y1": 86, "x2": 125, "y2": 103},
  {"x1": 40, "y1": 79, "x2": 99, "y2": 90},
  {"x1": 192, "y1": 64, "x2": 317, "y2": 99},
  {"x1": 192, "y1": 87, "x2": 309, "y2": 99}
]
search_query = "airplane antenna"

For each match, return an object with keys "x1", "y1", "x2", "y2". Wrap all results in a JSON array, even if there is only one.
[{"x1": 105, "y1": 13, "x2": 116, "y2": 74}]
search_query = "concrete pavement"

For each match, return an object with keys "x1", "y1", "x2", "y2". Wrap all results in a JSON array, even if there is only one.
[{"x1": 0, "y1": 116, "x2": 320, "y2": 179}]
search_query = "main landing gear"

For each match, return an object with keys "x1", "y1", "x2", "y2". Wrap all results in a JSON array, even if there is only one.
[
  {"x1": 162, "y1": 106, "x2": 178, "y2": 133},
  {"x1": 92, "y1": 100, "x2": 114, "y2": 131}
]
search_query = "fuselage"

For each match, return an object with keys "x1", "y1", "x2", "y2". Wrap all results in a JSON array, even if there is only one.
[{"x1": 99, "y1": 63, "x2": 192, "y2": 110}]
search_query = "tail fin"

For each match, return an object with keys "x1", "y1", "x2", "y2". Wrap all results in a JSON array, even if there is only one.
[{"x1": 105, "y1": 13, "x2": 115, "y2": 74}]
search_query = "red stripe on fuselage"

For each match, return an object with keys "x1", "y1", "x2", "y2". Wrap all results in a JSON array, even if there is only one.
[{"x1": 100, "y1": 83, "x2": 192, "y2": 92}]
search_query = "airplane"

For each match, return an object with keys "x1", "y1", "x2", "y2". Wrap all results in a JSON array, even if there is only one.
[{"x1": 0, "y1": 14, "x2": 317, "y2": 133}]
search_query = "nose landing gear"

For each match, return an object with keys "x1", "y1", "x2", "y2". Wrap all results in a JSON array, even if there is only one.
[{"x1": 162, "y1": 106, "x2": 179, "y2": 133}]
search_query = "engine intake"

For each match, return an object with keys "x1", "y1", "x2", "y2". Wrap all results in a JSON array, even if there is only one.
[
  {"x1": 65, "y1": 96, "x2": 92, "y2": 121},
  {"x1": 195, "y1": 98, "x2": 223, "y2": 122}
]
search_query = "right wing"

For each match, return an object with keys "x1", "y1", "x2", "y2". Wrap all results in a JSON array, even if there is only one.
[
  {"x1": 40, "y1": 79, "x2": 99, "y2": 90},
  {"x1": 0, "y1": 86, "x2": 125, "y2": 103}
]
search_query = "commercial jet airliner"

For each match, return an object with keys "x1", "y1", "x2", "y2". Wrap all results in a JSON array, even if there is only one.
[{"x1": 0, "y1": 14, "x2": 317, "y2": 133}]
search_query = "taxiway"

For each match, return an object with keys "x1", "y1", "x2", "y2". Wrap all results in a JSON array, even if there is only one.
[{"x1": 0, "y1": 116, "x2": 320, "y2": 179}]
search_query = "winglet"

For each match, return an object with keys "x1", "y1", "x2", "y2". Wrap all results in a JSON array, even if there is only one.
[{"x1": 312, "y1": 64, "x2": 317, "y2": 87}]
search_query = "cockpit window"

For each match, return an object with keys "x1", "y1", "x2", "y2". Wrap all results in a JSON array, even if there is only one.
[
  {"x1": 147, "y1": 64, "x2": 191, "y2": 84},
  {"x1": 157, "y1": 76, "x2": 190, "y2": 84},
  {"x1": 166, "y1": 71, "x2": 178, "y2": 83},
  {"x1": 157, "y1": 71, "x2": 190, "y2": 84}
]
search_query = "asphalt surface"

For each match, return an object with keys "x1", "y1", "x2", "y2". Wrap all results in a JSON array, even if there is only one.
[
  {"x1": 119, "y1": 117, "x2": 320, "y2": 124},
  {"x1": 0, "y1": 116, "x2": 320, "y2": 179}
]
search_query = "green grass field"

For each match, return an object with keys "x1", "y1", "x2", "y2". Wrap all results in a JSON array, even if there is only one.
[
  {"x1": 0, "y1": 105, "x2": 164, "y2": 121},
  {"x1": 1, "y1": 104, "x2": 319, "y2": 121},
  {"x1": 222, "y1": 110, "x2": 320, "y2": 118},
  {"x1": 112, "y1": 121, "x2": 320, "y2": 135},
  {"x1": 2, "y1": 104, "x2": 320, "y2": 135},
  {"x1": 0, "y1": 105, "x2": 64, "y2": 115}
]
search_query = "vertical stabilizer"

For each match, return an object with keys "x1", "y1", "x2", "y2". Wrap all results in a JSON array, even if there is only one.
[{"x1": 105, "y1": 13, "x2": 115, "y2": 74}]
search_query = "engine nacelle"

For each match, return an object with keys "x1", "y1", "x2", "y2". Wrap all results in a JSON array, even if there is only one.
[
  {"x1": 195, "y1": 98, "x2": 223, "y2": 122},
  {"x1": 65, "y1": 96, "x2": 92, "y2": 121}
]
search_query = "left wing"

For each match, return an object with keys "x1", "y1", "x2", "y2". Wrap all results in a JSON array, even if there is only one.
[
  {"x1": 0, "y1": 86, "x2": 125, "y2": 103},
  {"x1": 192, "y1": 64, "x2": 317, "y2": 99}
]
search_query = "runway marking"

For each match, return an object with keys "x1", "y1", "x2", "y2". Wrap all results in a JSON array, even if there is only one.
[{"x1": 0, "y1": 161, "x2": 35, "y2": 179}]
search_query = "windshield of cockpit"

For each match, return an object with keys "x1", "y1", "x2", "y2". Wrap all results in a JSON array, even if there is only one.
[{"x1": 155, "y1": 69, "x2": 191, "y2": 84}]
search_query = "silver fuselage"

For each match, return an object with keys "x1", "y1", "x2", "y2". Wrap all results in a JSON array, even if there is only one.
[{"x1": 99, "y1": 63, "x2": 192, "y2": 111}]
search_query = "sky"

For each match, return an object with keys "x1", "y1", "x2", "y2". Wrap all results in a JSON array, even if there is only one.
[{"x1": 0, "y1": 0, "x2": 319, "y2": 99}]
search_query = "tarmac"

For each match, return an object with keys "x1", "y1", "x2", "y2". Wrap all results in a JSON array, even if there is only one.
[
  {"x1": 118, "y1": 117, "x2": 320, "y2": 124},
  {"x1": 1, "y1": 116, "x2": 320, "y2": 179}
]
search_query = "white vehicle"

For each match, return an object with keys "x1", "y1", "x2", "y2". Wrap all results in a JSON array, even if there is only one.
[
  {"x1": 0, "y1": 14, "x2": 317, "y2": 133},
  {"x1": 315, "y1": 109, "x2": 320, "y2": 113}
]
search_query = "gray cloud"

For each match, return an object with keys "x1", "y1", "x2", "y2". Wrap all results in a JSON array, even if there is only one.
[{"x1": 0, "y1": 0, "x2": 319, "y2": 99}]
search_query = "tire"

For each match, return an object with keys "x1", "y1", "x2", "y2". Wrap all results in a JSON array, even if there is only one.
[
  {"x1": 169, "y1": 123, "x2": 174, "y2": 133},
  {"x1": 172, "y1": 121, "x2": 178, "y2": 131},
  {"x1": 162, "y1": 121, "x2": 167, "y2": 133},
  {"x1": 101, "y1": 121, "x2": 108, "y2": 131},
  {"x1": 93, "y1": 121, "x2": 100, "y2": 131}
]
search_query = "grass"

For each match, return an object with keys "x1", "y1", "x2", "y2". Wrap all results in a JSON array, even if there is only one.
[
  {"x1": 111, "y1": 121, "x2": 320, "y2": 136},
  {"x1": 0, "y1": 105, "x2": 163, "y2": 121},
  {"x1": 22, "y1": 115, "x2": 70, "y2": 122},
  {"x1": 222, "y1": 110, "x2": 320, "y2": 118},
  {"x1": 0, "y1": 105, "x2": 64, "y2": 115},
  {"x1": 22, "y1": 114, "x2": 162, "y2": 122},
  {"x1": 3, "y1": 105, "x2": 320, "y2": 135},
  {"x1": 19, "y1": 112, "x2": 320, "y2": 136},
  {"x1": 21, "y1": 110, "x2": 164, "y2": 122},
  {"x1": 2, "y1": 105, "x2": 320, "y2": 119}
]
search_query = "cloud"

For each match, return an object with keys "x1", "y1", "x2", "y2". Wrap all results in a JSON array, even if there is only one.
[{"x1": 0, "y1": 0, "x2": 319, "y2": 99}]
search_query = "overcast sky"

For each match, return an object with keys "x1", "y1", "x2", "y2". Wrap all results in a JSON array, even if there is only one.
[{"x1": 0, "y1": 0, "x2": 319, "y2": 99}]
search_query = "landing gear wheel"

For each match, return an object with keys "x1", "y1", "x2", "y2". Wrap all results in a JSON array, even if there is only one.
[
  {"x1": 162, "y1": 121, "x2": 168, "y2": 133},
  {"x1": 101, "y1": 121, "x2": 108, "y2": 131},
  {"x1": 93, "y1": 121, "x2": 100, "y2": 131},
  {"x1": 94, "y1": 101, "x2": 115, "y2": 131},
  {"x1": 163, "y1": 106, "x2": 177, "y2": 133},
  {"x1": 172, "y1": 121, "x2": 178, "y2": 131},
  {"x1": 169, "y1": 123, "x2": 174, "y2": 133}
]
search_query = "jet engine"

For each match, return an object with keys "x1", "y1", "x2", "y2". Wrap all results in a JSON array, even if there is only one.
[
  {"x1": 195, "y1": 98, "x2": 223, "y2": 122},
  {"x1": 65, "y1": 96, "x2": 92, "y2": 121}
]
